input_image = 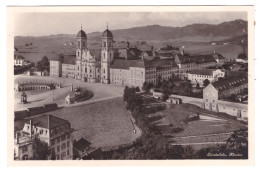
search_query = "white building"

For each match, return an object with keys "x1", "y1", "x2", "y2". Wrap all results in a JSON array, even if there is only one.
[
  {"x1": 14, "y1": 114, "x2": 74, "y2": 160},
  {"x1": 187, "y1": 69, "x2": 225, "y2": 87},
  {"x1": 14, "y1": 54, "x2": 25, "y2": 66}
]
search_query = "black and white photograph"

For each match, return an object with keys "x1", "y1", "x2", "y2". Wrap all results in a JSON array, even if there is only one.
[{"x1": 7, "y1": 6, "x2": 254, "y2": 164}]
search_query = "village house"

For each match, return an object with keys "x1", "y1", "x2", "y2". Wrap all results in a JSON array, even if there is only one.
[{"x1": 14, "y1": 54, "x2": 25, "y2": 66}]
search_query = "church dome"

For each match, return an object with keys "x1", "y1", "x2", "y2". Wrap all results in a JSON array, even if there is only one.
[
  {"x1": 102, "y1": 29, "x2": 113, "y2": 38},
  {"x1": 77, "y1": 29, "x2": 87, "y2": 38}
]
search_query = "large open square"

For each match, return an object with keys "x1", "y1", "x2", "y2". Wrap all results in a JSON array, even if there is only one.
[{"x1": 14, "y1": 75, "x2": 124, "y2": 111}]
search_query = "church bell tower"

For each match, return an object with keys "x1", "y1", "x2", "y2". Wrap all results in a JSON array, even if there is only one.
[
  {"x1": 75, "y1": 25, "x2": 87, "y2": 80},
  {"x1": 101, "y1": 24, "x2": 114, "y2": 84}
]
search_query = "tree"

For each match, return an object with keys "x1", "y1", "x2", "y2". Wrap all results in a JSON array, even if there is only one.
[
  {"x1": 160, "y1": 80, "x2": 170, "y2": 101},
  {"x1": 196, "y1": 82, "x2": 200, "y2": 89},
  {"x1": 142, "y1": 82, "x2": 153, "y2": 93},
  {"x1": 243, "y1": 88, "x2": 248, "y2": 94},
  {"x1": 226, "y1": 129, "x2": 248, "y2": 158},
  {"x1": 36, "y1": 56, "x2": 50, "y2": 72},
  {"x1": 123, "y1": 86, "x2": 129, "y2": 101},
  {"x1": 203, "y1": 79, "x2": 210, "y2": 87},
  {"x1": 156, "y1": 75, "x2": 162, "y2": 88},
  {"x1": 32, "y1": 137, "x2": 52, "y2": 160},
  {"x1": 181, "y1": 80, "x2": 192, "y2": 96},
  {"x1": 135, "y1": 87, "x2": 140, "y2": 92}
]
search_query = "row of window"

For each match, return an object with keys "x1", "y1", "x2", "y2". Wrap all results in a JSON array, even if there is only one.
[
  {"x1": 50, "y1": 133, "x2": 70, "y2": 146},
  {"x1": 56, "y1": 149, "x2": 70, "y2": 160}
]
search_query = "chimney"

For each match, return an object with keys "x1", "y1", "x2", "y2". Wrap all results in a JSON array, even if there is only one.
[
  {"x1": 29, "y1": 118, "x2": 32, "y2": 139},
  {"x1": 127, "y1": 40, "x2": 129, "y2": 49}
]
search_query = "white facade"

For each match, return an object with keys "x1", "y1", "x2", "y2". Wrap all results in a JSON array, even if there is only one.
[{"x1": 188, "y1": 69, "x2": 225, "y2": 87}]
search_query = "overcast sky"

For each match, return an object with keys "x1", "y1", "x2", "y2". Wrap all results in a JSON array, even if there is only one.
[{"x1": 14, "y1": 12, "x2": 247, "y2": 36}]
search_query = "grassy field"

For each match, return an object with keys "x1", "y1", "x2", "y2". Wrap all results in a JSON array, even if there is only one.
[{"x1": 42, "y1": 98, "x2": 139, "y2": 148}]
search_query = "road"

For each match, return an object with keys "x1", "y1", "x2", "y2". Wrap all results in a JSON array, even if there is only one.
[{"x1": 14, "y1": 75, "x2": 124, "y2": 111}]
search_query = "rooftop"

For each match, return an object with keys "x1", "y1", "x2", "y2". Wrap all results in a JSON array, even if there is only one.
[
  {"x1": 74, "y1": 138, "x2": 91, "y2": 151},
  {"x1": 144, "y1": 57, "x2": 178, "y2": 68},
  {"x1": 190, "y1": 54, "x2": 217, "y2": 64},
  {"x1": 25, "y1": 114, "x2": 70, "y2": 130},
  {"x1": 62, "y1": 55, "x2": 76, "y2": 65},
  {"x1": 212, "y1": 74, "x2": 248, "y2": 92},
  {"x1": 77, "y1": 29, "x2": 87, "y2": 38},
  {"x1": 14, "y1": 54, "x2": 25, "y2": 60},
  {"x1": 102, "y1": 29, "x2": 113, "y2": 38},
  {"x1": 111, "y1": 59, "x2": 145, "y2": 69},
  {"x1": 189, "y1": 69, "x2": 216, "y2": 76},
  {"x1": 89, "y1": 49, "x2": 101, "y2": 61}
]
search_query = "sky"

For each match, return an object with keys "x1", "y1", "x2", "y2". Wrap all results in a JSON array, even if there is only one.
[{"x1": 13, "y1": 12, "x2": 247, "y2": 36}]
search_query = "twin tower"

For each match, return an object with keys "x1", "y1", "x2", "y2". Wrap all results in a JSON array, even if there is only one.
[{"x1": 75, "y1": 25, "x2": 114, "y2": 84}]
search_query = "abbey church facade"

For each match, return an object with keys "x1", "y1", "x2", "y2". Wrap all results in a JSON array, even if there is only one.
[{"x1": 50, "y1": 27, "x2": 115, "y2": 84}]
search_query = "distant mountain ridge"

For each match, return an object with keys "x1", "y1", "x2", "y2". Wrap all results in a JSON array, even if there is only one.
[
  {"x1": 15, "y1": 19, "x2": 248, "y2": 44},
  {"x1": 87, "y1": 19, "x2": 248, "y2": 41}
]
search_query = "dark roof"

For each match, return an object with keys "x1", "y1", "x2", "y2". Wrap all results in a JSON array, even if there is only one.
[
  {"x1": 144, "y1": 58, "x2": 178, "y2": 68},
  {"x1": 25, "y1": 114, "x2": 70, "y2": 129},
  {"x1": 156, "y1": 52, "x2": 173, "y2": 58},
  {"x1": 212, "y1": 53, "x2": 225, "y2": 60},
  {"x1": 143, "y1": 56, "x2": 156, "y2": 61},
  {"x1": 190, "y1": 54, "x2": 217, "y2": 64},
  {"x1": 74, "y1": 138, "x2": 91, "y2": 151},
  {"x1": 14, "y1": 54, "x2": 24, "y2": 60},
  {"x1": 102, "y1": 29, "x2": 113, "y2": 38},
  {"x1": 111, "y1": 59, "x2": 145, "y2": 69},
  {"x1": 77, "y1": 29, "x2": 87, "y2": 38},
  {"x1": 63, "y1": 55, "x2": 76, "y2": 65},
  {"x1": 89, "y1": 49, "x2": 101, "y2": 61},
  {"x1": 116, "y1": 48, "x2": 142, "y2": 60},
  {"x1": 142, "y1": 51, "x2": 153, "y2": 56},
  {"x1": 50, "y1": 53, "x2": 63, "y2": 61},
  {"x1": 189, "y1": 69, "x2": 215, "y2": 76},
  {"x1": 174, "y1": 54, "x2": 193, "y2": 64},
  {"x1": 212, "y1": 74, "x2": 248, "y2": 92}
]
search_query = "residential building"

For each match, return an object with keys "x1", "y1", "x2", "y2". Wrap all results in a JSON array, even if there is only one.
[
  {"x1": 62, "y1": 55, "x2": 76, "y2": 78},
  {"x1": 50, "y1": 54, "x2": 63, "y2": 77},
  {"x1": 14, "y1": 114, "x2": 74, "y2": 160},
  {"x1": 14, "y1": 54, "x2": 25, "y2": 66}
]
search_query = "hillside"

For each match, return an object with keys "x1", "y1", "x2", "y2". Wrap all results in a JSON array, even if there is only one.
[{"x1": 14, "y1": 19, "x2": 248, "y2": 63}]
